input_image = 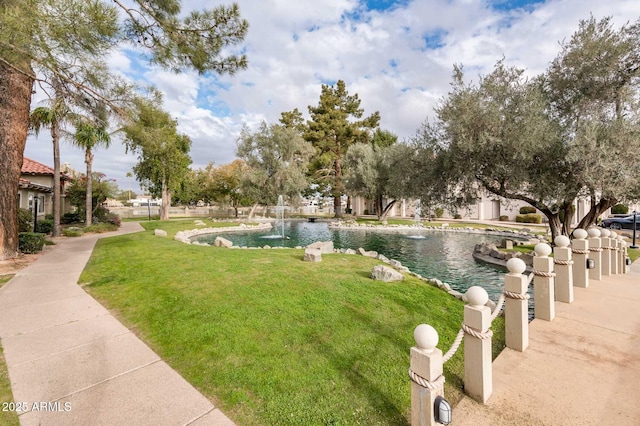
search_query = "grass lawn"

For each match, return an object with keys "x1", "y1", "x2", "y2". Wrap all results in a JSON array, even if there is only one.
[
  {"x1": 80, "y1": 220, "x2": 505, "y2": 425},
  {"x1": 0, "y1": 279, "x2": 19, "y2": 426},
  {"x1": 628, "y1": 248, "x2": 640, "y2": 263}
]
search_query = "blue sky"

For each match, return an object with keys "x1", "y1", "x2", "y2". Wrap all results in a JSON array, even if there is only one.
[{"x1": 25, "y1": 0, "x2": 640, "y2": 194}]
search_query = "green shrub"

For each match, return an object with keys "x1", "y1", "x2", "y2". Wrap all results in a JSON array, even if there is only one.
[
  {"x1": 519, "y1": 206, "x2": 537, "y2": 214},
  {"x1": 499, "y1": 215, "x2": 509, "y2": 221},
  {"x1": 18, "y1": 232, "x2": 45, "y2": 253},
  {"x1": 435, "y1": 207, "x2": 444, "y2": 218},
  {"x1": 63, "y1": 228, "x2": 83, "y2": 237},
  {"x1": 61, "y1": 212, "x2": 80, "y2": 224},
  {"x1": 454, "y1": 214, "x2": 462, "y2": 219},
  {"x1": 516, "y1": 213, "x2": 543, "y2": 224},
  {"x1": 35, "y1": 219, "x2": 53, "y2": 234},
  {"x1": 18, "y1": 208, "x2": 33, "y2": 232},
  {"x1": 103, "y1": 212, "x2": 121, "y2": 227},
  {"x1": 611, "y1": 204, "x2": 629, "y2": 215}
]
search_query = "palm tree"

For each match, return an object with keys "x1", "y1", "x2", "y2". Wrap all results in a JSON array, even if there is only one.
[
  {"x1": 72, "y1": 119, "x2": 111, "y2": 226},
  {"x1": 29, "y1": 100, "x2": 70, "y2": 237}
]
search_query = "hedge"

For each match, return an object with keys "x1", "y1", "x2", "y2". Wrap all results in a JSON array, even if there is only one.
[
  {"x1": 519, "y1": 206, "x2": 537, "y2": 214},
  {"x1": 18, "y1": 232, "x2": 46, "y2": 254},
  {"x1": 516, "y1": 213, "x2": 542, "y2": 224}
]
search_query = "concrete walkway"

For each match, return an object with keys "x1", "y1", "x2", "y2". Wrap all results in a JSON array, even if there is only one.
[
  {"x1": 0, "y1": 222, "x2": 235, "y2": 426},
  {"x1": 454, "y1": 262, "x2": 640, "y2": 425}
]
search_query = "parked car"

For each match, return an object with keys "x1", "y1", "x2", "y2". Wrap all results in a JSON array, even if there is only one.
[{"x1": 601, "y1": 213, "x2": 640, "y2": 230}]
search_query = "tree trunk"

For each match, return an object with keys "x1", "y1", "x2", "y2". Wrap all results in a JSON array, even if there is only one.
[
  {"x1": 160, "y1": 176, "x2": 170, "y2": 220},
  {"x1": 333, "y1": 155, "x2": 343, "y2": 218},
  {"x1": 379, "y1": 199, "x2": 398, "y2": 222},
  {"x1": 248, "y1": 202, "x2": 259, "y2": 220},
  {"x1": 52, "y1": 123, "x2": 61, "y2": 237},
  {"x1": 576, "y1": 197, "x2": 616, "y2": 231},
  {"x1": 561, "y1": 202, "x2": 575, "y2": 238},
  {"x1": 85, "y1": 148, "x2": 93, "y2": 226},
  {"x1": 0, "y1": 60, "x2": 33, "y2": 259}
]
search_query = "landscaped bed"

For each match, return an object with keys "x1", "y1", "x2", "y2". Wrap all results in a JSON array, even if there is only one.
[{"x1": 80, "y1": 220, "x2": 505, "y2": 425}]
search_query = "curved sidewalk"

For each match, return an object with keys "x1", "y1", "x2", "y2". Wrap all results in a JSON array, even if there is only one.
[
  {"x1": 0, "y1": 222, "x2": 234, "y2": 426},
  {"x1": 454, "y1": 262, "x2": 640, "y2": 425}
]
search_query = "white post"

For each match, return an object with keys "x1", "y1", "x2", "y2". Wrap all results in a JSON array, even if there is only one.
[
  {"x1": 588, "y1": 228, "x2": 602, "y2": 281},
  {"x1": 533, "y1": 242, "x2": 555, "y2": 321},
  {"x1": 572, "y1": 228, "x2": 589, "y2": 288},
  {"x1": 553, "y1": 235, "x2": 573, "y2": 303},
  {"x1": 463, "y1": 286, "x2": 492, "y2": 403},
  {"x1": 621, "y1": 239, "x2": 629, "y2": 273},
  {"x1": 600, "y1": 228, "x2": 611, "y2": 276},
  {"x1": 609, "y1": 231, "x2": 619, "y2": 274},
  {"x1": 410, "y1": 324, "x2": 444, "y2": 426},
  {"x1": 504, "y1": 258, "x2": 529, "y2": 352}
]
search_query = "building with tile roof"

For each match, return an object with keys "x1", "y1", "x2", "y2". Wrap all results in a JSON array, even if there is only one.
[{"x1": 18, "y1": 157, "x2": 72, "y2": 217}]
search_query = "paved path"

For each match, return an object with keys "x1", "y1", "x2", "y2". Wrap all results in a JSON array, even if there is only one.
[
  {"x1": 0, "y1": 222, "x2": 235, "y2": 425},
  {"x1": 454, "y1": 261, "x2": 640, "y2": 425}
]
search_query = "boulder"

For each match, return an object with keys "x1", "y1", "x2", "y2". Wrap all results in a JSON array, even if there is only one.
[
  {"x1": 345, "y1": 248, "x2": 357, "y2": 255},
  {"x1": 370, "y1": 265, "x2": 404, "y2": 282},
  {"x1": 303, "y1": 247, "x2": 322, "y2": 262},
  {"x1": 154, "y1": 229, "x2": 167, "y2": 237},
  {"x1": 307, "y1": 241, "x2": 334, "y2": 254},
  {"x1": 363, "y1": 250, "x2": 378, "y2": 258},
  {"x1": 357, "y1": 247, "x2": 367, "y2": 255},
  {"x1": 214, "y1": 236, "x2": 233, "y2": 248},
  {"x1": 389, "y1": 259, "x2": 403, "y2": 268}
]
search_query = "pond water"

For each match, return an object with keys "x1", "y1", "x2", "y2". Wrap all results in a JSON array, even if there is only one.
[{"x1": 194, "y1": 221, "x2": 520, "y2": 302}]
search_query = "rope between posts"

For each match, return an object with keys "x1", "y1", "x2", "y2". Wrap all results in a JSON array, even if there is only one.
[
  {"x1": 504, "y1": 290, "x2": 530, "y2": 300},
  {"x1": 533, "y1": 270, "x2": 556, "y2": 278},
  {"x1": 408, "y1": 369, "x2": 445, "y2": 390},
  {"x1": 462, "y1": 323, "x2": 494, "y2": 339},
  {"x1": 442, "y1": 328, "x2": 464, "y2": 363},
  {"x1": 589, "y1": 247, "x2": 604, "y2": 252},
  {"x1": 572, "y1": 248, "x2": 589, "y2": 254},
  {"x1": 554, "y1": 259, "x2": 574, "y2": 266}
]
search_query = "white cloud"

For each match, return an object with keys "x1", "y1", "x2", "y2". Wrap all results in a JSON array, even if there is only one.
[{"x1": 24, "y1": 0, "x2": 640, "y2": 195}]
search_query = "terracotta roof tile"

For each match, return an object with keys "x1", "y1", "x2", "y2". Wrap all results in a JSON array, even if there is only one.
[{"x1": 22, "y1": 157, "x2": 54, "y2": 175}]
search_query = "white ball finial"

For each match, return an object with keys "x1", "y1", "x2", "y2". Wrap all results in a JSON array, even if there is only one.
[
  {"x1": 414, "y1": 324, "x2": 439, "y2": 352},
  {"x1": 600, "y1": 228, "x2": 610, "y2": 237},
  {"x1": 609, "y1": 231, "x2": 617, "y2": 239},
  {"x1": 573, "y1": 228, "x2": 588, "y2": 240},
  {"x1": 506, "y1": 258, "x2": 527, "y2": 275},
  {"x1": 554, "y1": 235, "x2": 570, "y2": 248},
  {"x1": 534, "y1": 242, "x2": 552, "y2": 257},
  {"x1": 466, "y1": 286, "x2": 489, "y2": 307},
  {"x1": 588, "y1": 227, "x2": 601, "y2": 238}
]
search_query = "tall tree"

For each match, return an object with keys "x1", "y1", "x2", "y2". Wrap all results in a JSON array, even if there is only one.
[
  {"x1": 29, "y1": 97, "x2": 71, "y2": 237},
  {"x1": 305, "y1": 80, "x2": 380, "y2": 217},
  {"x1": 208, "y1": 160, "x2": 248, "y2": 217},
  {"x1": 345, "y1": 140, "x2": 413, "y2": 221},
  {"x1": 123, "y1": 97, "x2": 192, "y2": 221},
  {"x1": 545, "y1": 16, "x2": 640, "y2": 229},
  {"x1": 237, "y1": 122, "x2": 314, "y2": 219},
  {"x1": 0, "y1": 0, "x2": 248, "y2": 258},
  {"x1": 72, "y1": 112, "x2": 111, "y2": 226}
]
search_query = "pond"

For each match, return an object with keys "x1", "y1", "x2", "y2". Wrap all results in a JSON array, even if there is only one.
[{"x1": 194, "y1": 221, "x2": 520, "y2": 302}]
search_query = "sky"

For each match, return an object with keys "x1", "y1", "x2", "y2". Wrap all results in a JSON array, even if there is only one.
[{"x1": 23, "y1": 0, "x2": 640, "y2": 194}]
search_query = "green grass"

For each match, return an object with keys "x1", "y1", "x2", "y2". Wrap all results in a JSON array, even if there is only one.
[
  {"x1": 0, "y1": 275, "x2": 14, "y2": 286},
  {"x1": 80, "y1": 222, "x2": 505, "y2": 425},
  {"x1": 0, "y1": 342, "x2": 19, "y2": 426},
  {"x1": 628, "y1": 248, "x2": 640, "y2": 263}
]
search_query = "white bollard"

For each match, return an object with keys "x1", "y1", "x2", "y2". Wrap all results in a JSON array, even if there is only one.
[
  {"x1": 504, "y1": 258, "x2": 529, "y2": 352},
  {"x1": 553, "y1": 235, "x2": 573, "y2": 303},
  {"x1": 410, "y1": 324, "x2": 445, "y2": 426},
  {"x1": 463, "y1": 286, "x2": 492, "y2": 403},
  {"x1": 588, "y1": 228, "x2": 602, "y2": 281},
  {"x1": 533, "y1": 242, "x2": 555, "y2": 321},
  {"x1": 600, "y1": 228, "x2": 612, "y2": 276},
  {"x1": 610, "y1": 231, "x2": 619, "y2": 274},
  {"x1": 572, "y1": 229, "x2": 590, "y2": 288}
]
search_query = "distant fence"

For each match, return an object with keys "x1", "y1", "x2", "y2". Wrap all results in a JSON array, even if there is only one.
[{"x1": 109, "y1": 205, "x2": 335, "y2": 219}]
